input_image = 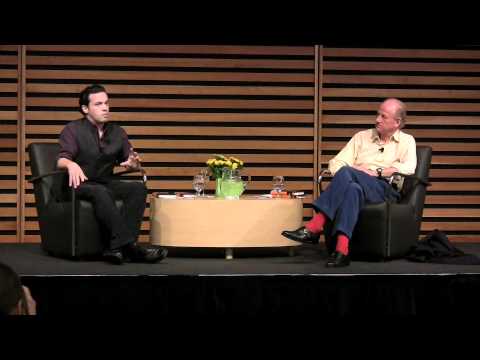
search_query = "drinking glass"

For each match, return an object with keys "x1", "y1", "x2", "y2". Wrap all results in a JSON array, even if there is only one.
[
  {"x1": 201, "y1": 169, "x2": 209, "y2": 194},
  {"x1": 272, "y1": 175, "x2": 285, "y2": 193},
  {"x1": 193, "y1": 174, "x2": 206, "y2": 197},
  {"x1": 200, "y1": 168, "x2": 209, "y2": 179}
]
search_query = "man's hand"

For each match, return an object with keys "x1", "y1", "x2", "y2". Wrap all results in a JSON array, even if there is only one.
[
  {"x1": 380, "y1": 167, "x2": 399, "y2": 177},
  {"x1": 120, "y1": 148, "x2": 141, "y2": 170},
  {"x1": 352, "y1": 165, "x2": 377, "y2": 176},
  {"x1": 21, "y1": 286, "x2": 36, "y2": 315},
  {"x1": 67, "y1": 162, "x2": 88, "y2": 188}
]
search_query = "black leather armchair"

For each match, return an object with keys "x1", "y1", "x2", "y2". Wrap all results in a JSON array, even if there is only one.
[
  {"x1": 28, "y1": 142, "x2": 147, "y2": 258},
  {"x1": 318, "y1": 146, "x2": 432, "y2": 260}
]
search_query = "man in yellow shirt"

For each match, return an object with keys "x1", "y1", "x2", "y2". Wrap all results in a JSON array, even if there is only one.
[{"x1": 282, "y1": 98, "x2": 417, "y2": 267}]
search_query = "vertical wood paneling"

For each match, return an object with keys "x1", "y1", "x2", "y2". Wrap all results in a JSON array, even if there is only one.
[
  {"x1": 0, "y1": 46, "x2": 18, "y2": 243},
  {"x1": 17, "y1": 46, "x2": 26, "y2": 243},
  {"x1": 314, "y1": 45, "x2": 323, "y2": 201}
]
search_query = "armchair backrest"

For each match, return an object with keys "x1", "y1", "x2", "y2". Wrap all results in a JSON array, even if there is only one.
[
  {"x1": 28, "y1": 143, "x2": 67, "y2": 207},
  {"x1": 399, "y1": 145, "x2": 432, "y2": 222}
]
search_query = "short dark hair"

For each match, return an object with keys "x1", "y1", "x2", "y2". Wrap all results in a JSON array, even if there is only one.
[
  {"x1": 0, "y1": 262, "x2": 22, "y2": 316},
  {"x1": 78, "y1": 84, "x2": 107, "y2": 115}
]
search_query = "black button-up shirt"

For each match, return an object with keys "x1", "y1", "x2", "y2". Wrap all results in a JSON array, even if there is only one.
[{"x1": 57, "y1": 117, "x2": 132, "y2": 181}]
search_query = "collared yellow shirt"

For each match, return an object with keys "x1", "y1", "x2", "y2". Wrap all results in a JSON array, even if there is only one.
[{"x1": 328, "y1": 129, "x2": 417, "y2": 175}]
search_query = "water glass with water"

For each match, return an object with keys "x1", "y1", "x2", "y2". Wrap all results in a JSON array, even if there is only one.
[{"x1": 272, "y1": 175, "x2": 285, "y2": 193}]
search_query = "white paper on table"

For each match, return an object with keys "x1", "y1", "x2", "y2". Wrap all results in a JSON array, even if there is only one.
[
  {"x1": 258, "y1": 194, "x2": 273, "y2": 198},
  {"x1": 156, "y1": 194, "x2": 176, "y2": 199}
]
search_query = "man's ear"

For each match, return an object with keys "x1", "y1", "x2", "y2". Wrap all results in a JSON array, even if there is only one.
[{"x1": 81, "y1": 105, "x2": 89, "y2": 114}]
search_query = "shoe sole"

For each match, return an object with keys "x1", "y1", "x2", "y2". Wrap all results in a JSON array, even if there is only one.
[{"x1": 126, "y1": 249, "x2": 168, "y2": 263}]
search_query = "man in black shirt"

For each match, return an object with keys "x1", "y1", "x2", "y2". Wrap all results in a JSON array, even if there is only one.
[{"x1": 57, "y1": 84, "x2": 167, "y2": 264}]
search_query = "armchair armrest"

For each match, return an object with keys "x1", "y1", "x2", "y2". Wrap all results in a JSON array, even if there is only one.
[
  {"x1": 29, "y1": 169, "x2": 75, "y2": 203},
  {"x1": 29, "y1": 170, "x2": 67, "y2": 184},
  {"x1": 391, "y1": 172, "x2": 430, "y2": 187},
  {"x1": 390, "y1": 171, "x2": 431, "y2": 198},
  {"x1": 113, "y1": 167, "x2": 147, "y2": 184},
  {"x1": 316, "y1": 169, "x2": 332, "y2": 194}
]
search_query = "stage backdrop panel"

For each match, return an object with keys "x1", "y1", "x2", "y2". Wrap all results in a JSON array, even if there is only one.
[
  {"x1": 0, "y1": 46, "x2": 20, "y2": 243},
  {"x1": 0, "y1": 45, "x2": 477, "y2": 244},
  {"x1": 320, "y1": 47, "x2": 480, "y2": 243},
  {"x1": 22, "y1": 45, "x2": 317, "y2": 243}
]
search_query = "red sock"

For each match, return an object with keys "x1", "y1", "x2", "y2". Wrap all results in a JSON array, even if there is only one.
[
  {"x1": 336, "y1": 234, "x2": 349, "y2": 255},
  {"x1": 305, "y1": 213, "x2": 326, "y2": 234}
]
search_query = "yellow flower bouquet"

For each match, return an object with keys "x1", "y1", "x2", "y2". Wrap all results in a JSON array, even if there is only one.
[
  {"x1": 206, "y1": 154, "x2": 244, "y2": 180},
  {"x1": 206, "y1": 154, "x2": 245, "y2": 198}
]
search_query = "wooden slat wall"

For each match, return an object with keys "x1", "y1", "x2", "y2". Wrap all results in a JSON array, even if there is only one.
[
  {"x1": 0, "y1": 45, "x2": 476, "y2": 244},
  {"x1": 23, "y1": 45, "x2": 316, "y2": 243},
  {"x1": 321, "y1": 47, "x2": 480, "y2": 243},
  {"x1": 0, "y1": 46, "x2": 19, "y2": 243}
]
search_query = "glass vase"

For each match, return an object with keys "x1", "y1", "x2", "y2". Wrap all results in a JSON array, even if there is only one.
[{"x1": 215, "y1": 178, "x2": 223, "y2": 198}]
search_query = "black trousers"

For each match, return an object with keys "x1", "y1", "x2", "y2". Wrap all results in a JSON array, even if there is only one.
[{"x1": 75, "y1": 180, "x2": 148, "y2": 250}]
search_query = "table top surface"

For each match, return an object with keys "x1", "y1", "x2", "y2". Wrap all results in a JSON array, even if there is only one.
[{"x1": 152, "y1": 194, "x2": 302, "y2": 201}]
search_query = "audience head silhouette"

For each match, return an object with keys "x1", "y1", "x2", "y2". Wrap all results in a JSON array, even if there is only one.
[{"x1": 0, "y1": 262, "x2": 36, "y2": 316}]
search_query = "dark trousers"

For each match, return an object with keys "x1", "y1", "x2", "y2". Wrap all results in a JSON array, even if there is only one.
[
  {"x1": 313, "y1": 166, "x2": 399, "y2": 239},
  {"x1": 75, "y1": 180, "x2": 148, "y2": 250}
]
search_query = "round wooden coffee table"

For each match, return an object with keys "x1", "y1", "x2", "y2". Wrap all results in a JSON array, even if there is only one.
[{"x1": 150, "y1": 195, "x2": 302, "y2": 259}]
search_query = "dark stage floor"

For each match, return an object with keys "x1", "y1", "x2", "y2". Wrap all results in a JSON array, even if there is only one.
[
  {"x1": 3, "y1": 243, "x2": 480, "y2": 317},
  {"x1": 1, "y1": 243, "x2": 480, "y2": 276}
]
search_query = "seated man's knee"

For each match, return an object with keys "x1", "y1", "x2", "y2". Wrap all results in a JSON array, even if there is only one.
[
  {"x1": 332, "y1": 166, "x2": 355, "y2": 180},
  {"x1": 89, "y1": 185, "x2": 113, "y2": 201},
  {"x1": 130, "y1": 182, "x2": 148, "y2": 197},
  {"x1": 336, "y1": 166, "x2": 354, "y2": 175}
]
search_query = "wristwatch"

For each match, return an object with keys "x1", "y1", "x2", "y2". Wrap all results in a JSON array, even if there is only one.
[{"x1": 376, "y1": 167, "x2": 383, "y2": 178}]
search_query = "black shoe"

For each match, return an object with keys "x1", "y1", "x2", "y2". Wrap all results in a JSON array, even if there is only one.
[
  {"x1": 325, "y1": 251, "x2": 350, "y2": 268},
  {"x1": 281, "y1": 226, "x2": 320, "y2": 244},
  {"x1": 103, "y1": 248, "x2": 124, "y2": 265},
  {"x1": 124, "y1": 243, "x2": 168, "y2": 263}
]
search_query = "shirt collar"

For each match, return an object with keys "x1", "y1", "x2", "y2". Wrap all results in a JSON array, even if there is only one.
[
  {"x1": 84, "y1": 116, "x2": 109, "y2": 132},
  {"x1": 372, "y1": 129, "x2": 400, "y2": 143}
]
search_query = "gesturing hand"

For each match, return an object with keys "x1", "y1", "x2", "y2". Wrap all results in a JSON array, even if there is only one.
[
  {"x1": 120, "y1": 148, "x2": 141, "y2": 170},
  {"x1": 67, "y1": 162, "x2": 88, "y2": 188}
]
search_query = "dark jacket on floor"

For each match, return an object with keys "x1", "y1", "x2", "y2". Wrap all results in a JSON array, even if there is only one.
[{"x1": 407, "y1": 229, "x2": 480, "y2": 265}]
